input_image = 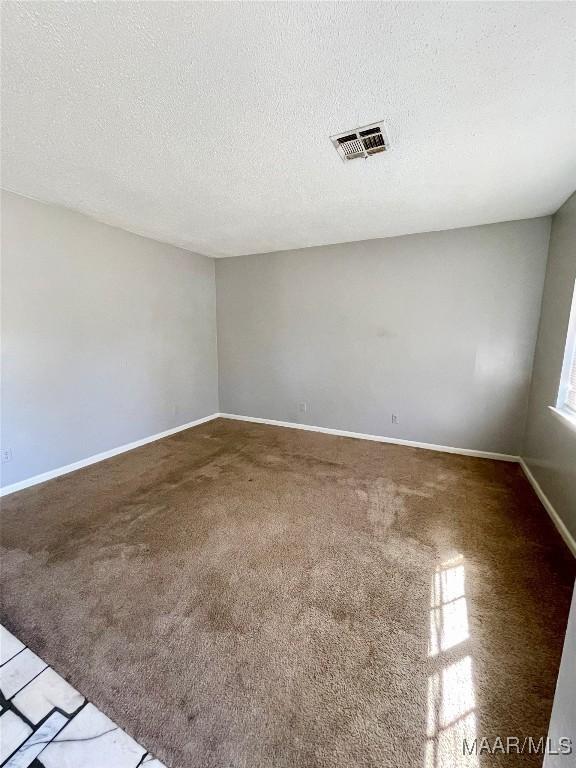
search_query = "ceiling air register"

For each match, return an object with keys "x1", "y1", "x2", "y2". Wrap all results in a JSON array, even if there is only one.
[{"x1": 330, "y1": 122, "x2": 389, "y2": 161}]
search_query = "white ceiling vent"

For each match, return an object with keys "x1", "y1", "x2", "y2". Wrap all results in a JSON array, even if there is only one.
[{"x1": 330, "y1": 122, "x2": 389, "y2": 161}]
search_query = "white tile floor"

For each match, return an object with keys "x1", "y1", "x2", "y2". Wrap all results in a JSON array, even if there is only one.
[{"x1": 0, "y1": 624, "x2": 167, "y2": 768}]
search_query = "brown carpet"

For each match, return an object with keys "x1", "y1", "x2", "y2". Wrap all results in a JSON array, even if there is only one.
[{"x1": 1, "y1": 418, "x2": 574, "y2": 768}]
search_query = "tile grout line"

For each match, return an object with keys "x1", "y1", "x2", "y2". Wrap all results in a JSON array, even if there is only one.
[
  {"x1": 0, "y1": 624, "x2": 167, "y2": 768},
  {"x1": 0, "y1": 647, "x2": 28, "y2": 669}
]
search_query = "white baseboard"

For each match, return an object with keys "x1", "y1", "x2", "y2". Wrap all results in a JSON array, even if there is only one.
[
  {"x1": 5, "y1": 410, "x2": 512, "y2": 497},
  {"x1": 519, "y1": 459, "x2": 576, "y2": 559},
  {"x1": 221, "y1": 413, "x2": 576, "y2": 558},
  {"x1": 218, "y1": 413, "x2": 520, "y2": 462},
  {"x1": 4, "y1": 412, "x2": 573, "y2": 560},
  {"x1": 0, "y1": 413, "x2": 220, "y2": 497}
]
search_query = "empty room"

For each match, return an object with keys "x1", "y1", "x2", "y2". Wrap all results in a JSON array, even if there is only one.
[{"x1": 1, "y1": 2, "x2": 575, "y2": 767}]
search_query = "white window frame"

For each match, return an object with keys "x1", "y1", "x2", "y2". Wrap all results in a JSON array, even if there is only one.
[{"x1": 551, "y1": 279, "x2": 576, "y2": 429}]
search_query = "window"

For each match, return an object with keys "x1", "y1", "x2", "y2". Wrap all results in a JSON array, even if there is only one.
[
  {"x1": 565, "y1": 350, "x2": 576, "y2": 413},
  {"x1": 557, "y1": 279, "x2": 576, "y2": 417}
]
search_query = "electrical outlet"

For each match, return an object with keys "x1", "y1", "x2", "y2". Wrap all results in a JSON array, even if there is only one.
[
  {"x1": 298, "y1": 401, "x2": 308, "y2": 414},
  {"x1": 1, "y1": 448, "x2": 13, "y2": 463},
  {"x1": 391, "y1": 414, "x2": 399, "y2": 424}
]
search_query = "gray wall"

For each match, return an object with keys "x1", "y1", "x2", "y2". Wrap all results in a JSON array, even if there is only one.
[
  {"x1": 1, "y1": 191, "x2": 218, "y2": 488},
  {"x1": 216, "y1": 219, "x2": 551, "y2": 455},
  {"x1": 2, "y1": 191, "x2": 564, "y2": 487},
  {"x1": 544, "y1": 584, "x2": 576, "y2": 768},
  {"x1": 522, "y1": 192, "x2": 576, "y2": 541}
]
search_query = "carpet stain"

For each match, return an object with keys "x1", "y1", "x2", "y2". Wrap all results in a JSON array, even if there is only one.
[{"x1": 0, "y1": 418, "x2": 574, "y2": 768}]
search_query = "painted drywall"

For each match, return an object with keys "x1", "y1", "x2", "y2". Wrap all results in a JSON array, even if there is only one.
[
  {"x1": 522, "y1": 192, "x2": 576, "y2": 541},
  {"x1": 3, "y1": 2, "x2": 575, "y2": 257},
  {"x1": 1, "y1": 191, "x2": 218, "y2": 488},
  {"x1": 216, "y1": 219, "x2": 551, "y2": 455},
  {"x1": 544, "y1": 583, "x2": 576, "y2": 768}
]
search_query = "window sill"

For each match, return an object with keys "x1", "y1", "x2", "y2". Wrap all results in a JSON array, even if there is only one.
[{"x1": 548, "y1": 406, "x2": 576, "y2": 433}]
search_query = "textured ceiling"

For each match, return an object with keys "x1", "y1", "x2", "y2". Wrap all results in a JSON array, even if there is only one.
[{"x1": 2, "y1": 2, "x2": 576, "y2": 258}]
